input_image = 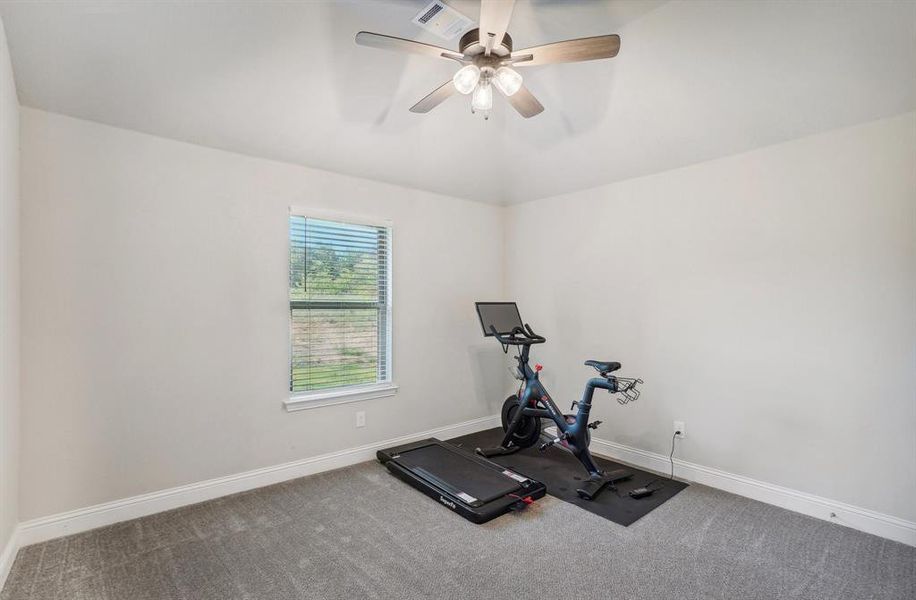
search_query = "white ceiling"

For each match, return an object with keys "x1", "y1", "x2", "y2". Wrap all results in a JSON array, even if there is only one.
[{"x1": 1, "y1": 0, "x2": 914, "y2": 204}]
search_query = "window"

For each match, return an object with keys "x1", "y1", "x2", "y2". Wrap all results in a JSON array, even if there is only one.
[{"x1": 288, "y1": 213, "x2": 393, "y2": 405}]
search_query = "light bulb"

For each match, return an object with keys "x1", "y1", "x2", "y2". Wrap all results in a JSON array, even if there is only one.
[
  {"x1": 493, "y1": 67, "x2": 523, "y2": 96},
  {"x1": 453, "y1": 65, "x2": 481, "y2": 95},
  {"x1": 471, "y1": 81, "x2": 493, "y2": 112}
]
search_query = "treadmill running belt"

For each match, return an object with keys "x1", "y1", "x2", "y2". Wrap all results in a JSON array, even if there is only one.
[{"x1": 395, "y1": 443, "x2": 521, "y2": 504}]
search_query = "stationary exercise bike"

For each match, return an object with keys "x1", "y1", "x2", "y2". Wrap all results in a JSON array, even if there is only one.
[{"x1": 475, "y1": 302, "x2": 643, "y2": 501}]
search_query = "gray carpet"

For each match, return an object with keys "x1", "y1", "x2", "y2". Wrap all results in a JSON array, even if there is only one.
[{"x1": 2, "y1": 461, "x2": 914, "y2": 600}]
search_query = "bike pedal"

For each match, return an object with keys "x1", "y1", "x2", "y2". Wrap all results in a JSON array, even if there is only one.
[{"x1": 587, "y1": 420, "x2": 603, "y2": 429}]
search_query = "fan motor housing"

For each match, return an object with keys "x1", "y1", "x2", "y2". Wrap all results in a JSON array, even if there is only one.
[{"x1": 459, "y1": 27, "x2": 513, "y2": 57}]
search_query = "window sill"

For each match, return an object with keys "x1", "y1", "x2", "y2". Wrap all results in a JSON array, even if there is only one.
[{"x1": 284, "y1": 383, "x2": 399, "y2": 412}]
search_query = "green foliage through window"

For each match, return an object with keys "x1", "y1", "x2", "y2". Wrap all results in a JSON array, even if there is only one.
[{"x1": 289, "y1": 216, "x2": 391, "y2": 393}]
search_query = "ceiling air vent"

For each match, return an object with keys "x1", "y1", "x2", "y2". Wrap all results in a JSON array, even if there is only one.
[{"x1": 412, "y1": 1, "x2": 473, "y2": 40}]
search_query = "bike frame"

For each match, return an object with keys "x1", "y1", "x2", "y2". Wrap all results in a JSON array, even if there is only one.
[{"x1": 501, "y1": 343, "x2": 616, "y2": 477}]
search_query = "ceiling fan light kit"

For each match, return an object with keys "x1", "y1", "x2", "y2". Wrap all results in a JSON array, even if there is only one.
[
  {"x1": 355, "y1": 0, "x2": 621, "y2": 120},
  {"x1": 453, "y1": 64, "x2": 481, "y2": 94},
  {"x1": 493, "y1": 67, "x2": 522, "y2": 96},
  {"x1": 471, "y1": 79, "x2": 493, "y2": 115}
]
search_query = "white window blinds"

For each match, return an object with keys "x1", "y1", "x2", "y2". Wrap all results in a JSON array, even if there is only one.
[{"x1": 289, "y1": 215, "x2": 391, "y2": 394}]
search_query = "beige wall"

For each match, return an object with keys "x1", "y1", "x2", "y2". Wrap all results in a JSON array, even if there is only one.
[
  {"x1": 506, "y1": 113, "x2": 916, "y2": 522},
  {"x1": 19, "y1": 108, "x2": 506, "y2": 519},
  {"x1": 15, "y1": 104, "x2": 916, "y2": 529},
  {"x1": 0, "y1": 15, "x2": 20, "y2": 555}
]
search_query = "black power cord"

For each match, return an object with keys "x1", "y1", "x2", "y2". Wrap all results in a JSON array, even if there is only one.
[
  {"x1": 625, "y1": 431, "x2": 682, "y2": 499},
  {"x1": 669, "y1": 430, "x2": 680, "y2": 479}
]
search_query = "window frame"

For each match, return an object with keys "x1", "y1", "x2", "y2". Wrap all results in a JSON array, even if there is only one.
[{"x1": 284, "y1": 207, "x2": 396, "y2": 412}]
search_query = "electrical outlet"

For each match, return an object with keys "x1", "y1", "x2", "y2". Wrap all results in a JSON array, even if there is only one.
[
  {"x1": 356, "y1": 411, "x2": 366, "y2": 428},
  {"x1": 673, "y1": 421, "x2": 685, "y2": 439}
]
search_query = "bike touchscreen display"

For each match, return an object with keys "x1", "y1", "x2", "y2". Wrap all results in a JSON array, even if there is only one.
[{"x1": 476, "y1": 302, "x2": 524, "y2": 336}]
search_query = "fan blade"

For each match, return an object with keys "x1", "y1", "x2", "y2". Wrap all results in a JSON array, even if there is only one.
[
  {"x1": 513, "y1": 35, "x2": 620, "y2": 67},
  {"x1": 479, "y1": 0, "x2": 515, "y2": 55},
  {"x1": 410, "y1": 81, "x2": 457, "y2": 113},
  {"x1": 355, "y1": 31, "x2": 461, "y2": 61},
  {"x1": 505, "y1": 85, "x2": 544, "y2": 118}
]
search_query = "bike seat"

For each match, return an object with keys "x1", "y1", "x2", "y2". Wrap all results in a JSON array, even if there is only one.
[{"x1": 585, "y1": 360, "x2": 621, "y2": 374}]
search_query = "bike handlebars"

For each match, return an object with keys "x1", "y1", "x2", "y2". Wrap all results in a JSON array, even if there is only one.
[{"x1": 489, "y1": 323, "x2": 546, "y2": 346}]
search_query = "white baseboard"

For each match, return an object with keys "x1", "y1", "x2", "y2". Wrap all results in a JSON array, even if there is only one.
[
  {"x1": 591, "y1": 437, "x2": 916, "y2": 547},
  {"x1": 0, "y1": 526, "x2": 20, "y2": 592},
  {"x1": 10, "y1": 415, "x2": 913, "y2": 564},
  {"x1": 16, "y1": 414, "x2": 500, "y2": 548}
]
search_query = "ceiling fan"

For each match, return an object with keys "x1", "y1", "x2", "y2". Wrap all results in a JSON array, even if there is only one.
[{"x1": 355, "y1": 0, "x2": 620, "y2": 119}]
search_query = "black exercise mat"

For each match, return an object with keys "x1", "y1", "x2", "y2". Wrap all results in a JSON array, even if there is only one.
[{"x1": 447, "y1": 427, "x2": 688, "y2": 526}]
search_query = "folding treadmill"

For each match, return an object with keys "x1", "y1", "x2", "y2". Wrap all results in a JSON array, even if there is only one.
[{"x1": 377, "y1": 438, "x2": 547, "y2": 524}]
